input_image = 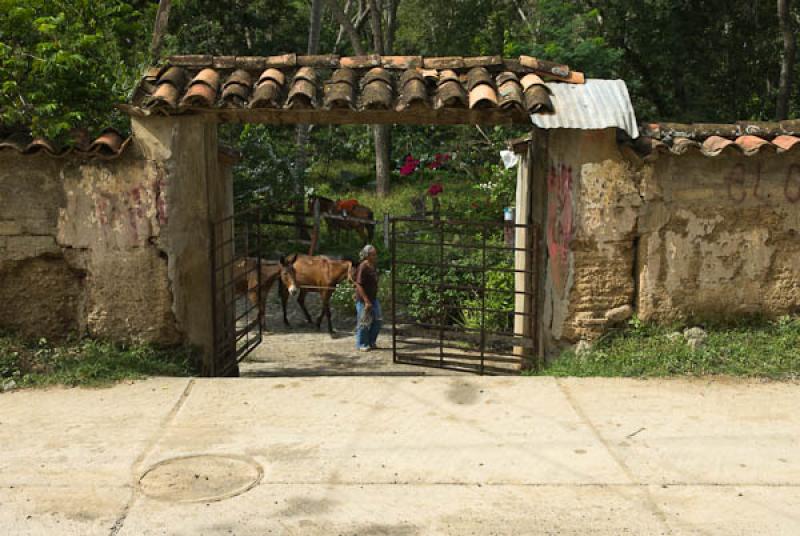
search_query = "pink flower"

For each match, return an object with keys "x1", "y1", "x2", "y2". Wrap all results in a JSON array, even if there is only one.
[
  {"x1": 400, "y1": 154, "x2": 420, "y2": 176},
  {"x1": 427, "y1": 183, "x2": 443, "y2": 197}
]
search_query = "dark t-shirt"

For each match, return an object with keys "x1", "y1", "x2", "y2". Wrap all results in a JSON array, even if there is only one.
[{"x1": 355, "y1": 261, "x2": 379, "y2": 302}]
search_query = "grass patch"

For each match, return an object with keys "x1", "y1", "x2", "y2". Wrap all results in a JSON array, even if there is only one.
[
  {"x1": 0, "y1": 333, "x2": 199, "y2": 388},
  {"x1": 532, "y1": 316, "x2": 800, "y2": 379}
]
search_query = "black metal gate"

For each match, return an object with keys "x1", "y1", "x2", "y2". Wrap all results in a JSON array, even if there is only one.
[
  {"x1": 209, "y1": 206, "x2": 264, "y2": 377},
  {"x1": 389, "y1": 215, "x2": 539, "y2": 374}
]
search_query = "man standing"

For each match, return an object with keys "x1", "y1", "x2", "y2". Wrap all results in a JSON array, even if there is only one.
[{"x1": 354, "y1": 244, "x2": 381, "y2": 351}]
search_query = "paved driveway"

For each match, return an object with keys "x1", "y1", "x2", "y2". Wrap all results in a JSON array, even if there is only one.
[{"x1": 1, "y1": 377, "x2": 798, "y2": 534}]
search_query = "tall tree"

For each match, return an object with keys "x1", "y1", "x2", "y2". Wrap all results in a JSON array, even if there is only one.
[
  {"x1": 294, "y1": 0, "x2": 324, "y2": 235},
  {"x1": 777, "y1": 0, "x2": 796, "y2": 119},
  {"x1": 368, "y1": 0, "x2": 392, "y2": 197},
  {"x1": 150, "y1": 0, "x2": 172, "y2": 62}
]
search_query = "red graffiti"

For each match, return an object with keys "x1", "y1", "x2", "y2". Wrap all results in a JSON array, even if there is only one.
[
  {"x1": 724, "y1": 163, "x2": 800, "y2": 203},
  {"x1": 786, "y1": 165, "x2": 800, "y2": 203},
  {"x1": 90, "y1": 183, "x2": 160, "y2": 244},
  {"x1": 546, "y1": 162, "x2": 574, "y2": 296},
  {"x1": 94, "y1": 193, "x2": 114, "y2": 226}
]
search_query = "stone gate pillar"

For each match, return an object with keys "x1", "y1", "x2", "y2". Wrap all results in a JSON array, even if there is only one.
[{"x1": 131, "y1": 115, "x2": 229, "y2": 373}]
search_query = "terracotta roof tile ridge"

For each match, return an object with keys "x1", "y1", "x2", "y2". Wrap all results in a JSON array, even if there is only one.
[
  {"x1": 0, "y1": 127, "x2": 131, "y2": 159},
  {"x1": 162, "y1": 54, "x2": 584, "y2": 83}
]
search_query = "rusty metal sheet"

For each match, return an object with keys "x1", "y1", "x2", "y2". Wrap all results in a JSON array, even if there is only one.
[{"x1": 531, "y1": 79, "x2": 639, "y2": 138}]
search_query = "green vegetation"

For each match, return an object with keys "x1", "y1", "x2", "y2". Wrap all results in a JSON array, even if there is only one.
[
  {"x1": 533, "y1": 316, "x2": 800, "y2": 379},
  {"x1": 4, "y1": 1, "x2": 798, "y2": 140},
  {"x1": 0, "y1": 333, "x2": 199, "y2": 388},
  {"x1": 0, "y1": 0, "x2": 156, "y2": 140}
]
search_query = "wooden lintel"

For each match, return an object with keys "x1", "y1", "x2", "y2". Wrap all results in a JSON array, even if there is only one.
[{"x1": 191, "y1": 107, "x2": 529, "y2": 126}]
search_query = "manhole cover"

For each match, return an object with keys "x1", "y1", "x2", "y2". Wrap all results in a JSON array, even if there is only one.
[{"x1": 139, "y1": 454, "x2": 263, "y2": 503}]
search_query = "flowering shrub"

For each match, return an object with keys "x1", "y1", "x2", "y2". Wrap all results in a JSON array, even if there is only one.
[
  {"x1": 427, "y1": 183, "x2": 443, "y2": 196},
  {"x1": 399, "y1": 154, "x2": 421, "y2": 176},
  {"x1": 426, "y1": 152, "x2": 452, "y2": 169},
  {"x1": 398, "y1": 152, "x2": 451, "y2": 176}
]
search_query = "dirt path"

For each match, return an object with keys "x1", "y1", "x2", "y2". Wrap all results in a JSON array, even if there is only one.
[{"x1": 239, "y1": 291, "x2": 461, "y2": 377}]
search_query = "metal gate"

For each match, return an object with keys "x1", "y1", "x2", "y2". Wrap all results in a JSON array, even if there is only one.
[
  {"x1": 389, "y1": 215, "x2": 539, "y2": 374},
  {"x1": 209, "y1": 206, "x2": 264, "y2": 377}
]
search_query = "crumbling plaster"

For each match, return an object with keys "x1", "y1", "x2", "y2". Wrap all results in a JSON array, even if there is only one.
[
  {"x1": 130, "y1": 115, "x2": 229, "y2": 369},
  {"x1": 542, "y1": 128, "x2": 640, "y2": 349},
  {"x1": 0, "y1": 144, "x2": 180, "y2": 342},
  {"x1": 540, "y1": 129, "x2": 800, "y2": 352},
  {"x1": 637, "y1": 153, "x2": 800, "y2": 323}
]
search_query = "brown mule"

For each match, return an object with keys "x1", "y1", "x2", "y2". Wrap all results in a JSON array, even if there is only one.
[
  {"x1": 232, "y1": 257, "x2": 283, "y2": 329},
  {"x1": 278, "y1": 253, "x2": 354, "y2": 334},
  {"x1": 308, "y1": 195, "x2": 375, "y2": 243}
]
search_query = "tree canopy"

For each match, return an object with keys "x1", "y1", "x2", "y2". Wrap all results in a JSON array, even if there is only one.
[{"x1": 2, "y1": 0, "x2": 797, "y2": 140}]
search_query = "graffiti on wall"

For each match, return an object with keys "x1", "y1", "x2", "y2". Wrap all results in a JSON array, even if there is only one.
[
  {"x1": 88, "y1": 173, "x2": 166, "y2": 246},
  {"x1": 546, "y1": 162, "x2": 574, "y2": 296},
  {"x1": 724, "y1": 163, "x2": 800, "y2": 204}
]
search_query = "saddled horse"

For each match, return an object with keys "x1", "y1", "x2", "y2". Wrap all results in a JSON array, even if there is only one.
[
  {"x1": 232, "y1": 257, "x2": 282, "y2": 328},
  {"x1": 277, "y1": 253, "x2": 354, "y2": 334},
  {"x1": 308, "y1": 195, "x2": 375, "y2": 243}
]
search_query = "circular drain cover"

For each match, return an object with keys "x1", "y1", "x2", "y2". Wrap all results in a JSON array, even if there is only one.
[{"x1": 139, "y1": 454, "x2": 263, "y2": 503}]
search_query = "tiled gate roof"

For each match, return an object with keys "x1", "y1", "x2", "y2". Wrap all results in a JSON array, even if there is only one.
[{"x1": 126, "y1": 55, "x2": 585, "y2": 125}]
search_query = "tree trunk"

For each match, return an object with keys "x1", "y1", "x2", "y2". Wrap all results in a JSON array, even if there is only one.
[
  {"x1": 367, "y1": 0, "x2": 385, "y2": 54},
  {"x1": 328, "y1": 0, "x2": 367, "y2": 54},
  {"x1": 294, "y1": 0, "x2": 324, "y2": 237},
  {"x1": 777, "y1": 0, "x2": 796, "y2": 120},
  {"x1": 307, "y1": 0, "x2": 324, "y2": 55},
  {"x1": 367, "y1": 0, "x2": 392, "y2": 197},
  {"x1": 334, "y1": 0, "x2": 393, "y2": 196},
  {"x1": 385, "y1": 0, "x2": 398, "y2": 52},
  {"x1": 373, "y1": 125, "x2": 391, "y2": 197},
  {"x1": 150, "y1": 0, "x2": 172, "y2": 63}
]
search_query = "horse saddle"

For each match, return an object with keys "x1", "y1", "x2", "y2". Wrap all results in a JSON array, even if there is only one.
[{"x1": 335, "y1": 198, "x2": 359, "y2": 214}]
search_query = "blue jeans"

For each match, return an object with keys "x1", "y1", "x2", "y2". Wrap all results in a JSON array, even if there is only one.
[{"x1": 355, "y1": 299, "x2": 382, "y2": 349}]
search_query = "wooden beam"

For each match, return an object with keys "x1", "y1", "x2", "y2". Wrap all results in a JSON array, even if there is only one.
[{"x1": 190, "y1": 107, "x2": 530, "y2": 126}]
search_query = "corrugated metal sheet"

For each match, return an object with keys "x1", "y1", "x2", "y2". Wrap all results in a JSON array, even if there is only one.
[{"x1": 530, "y1": 79, "x2": 639, "y2": 138}]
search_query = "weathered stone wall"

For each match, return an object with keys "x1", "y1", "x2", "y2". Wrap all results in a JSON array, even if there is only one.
[
  {"x1": 637, "y1": 152, "x2": 800, "y2": 322},
  {"x1": 539, "y1": 129, "x2": 800, "y2": 353},
  {"x1": 1, "y1": 117, "x2": 233, "y2": 370},
  {"x1": 0, "y1": 148, "x2": 179, "y2": 341},
  {"x1": 540, "y1": 128, "x2": 640, "y2": 351}
]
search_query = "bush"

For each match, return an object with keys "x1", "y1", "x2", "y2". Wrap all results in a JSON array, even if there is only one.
[
  {"x1": 534, "y1": 316, "x2": 800, "y2": 379},
  {"x1": 395, "y1": 230, "x2": 514, "y2": 332},
  {"x1": 462, "y1": 268, "x2": 514, "y2": 333},
  {"x1": 0, "y1": 333, "x2": 199, "y2": 388}
]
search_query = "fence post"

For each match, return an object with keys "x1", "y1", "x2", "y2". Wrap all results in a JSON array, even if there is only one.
[
  {"x1": 309, "y1": 198, "x2": 321, "y2": 255},
  {"x1": 383, "y1": 213, "x2": 390, "y2": 250},
  {"x1": 390, "y1": 215, "x2": 398, "y2": 363}
]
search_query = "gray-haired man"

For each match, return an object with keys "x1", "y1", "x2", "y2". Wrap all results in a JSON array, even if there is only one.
[{"x1": 353, "y1": 244, "x2": 381, "y2": 351}]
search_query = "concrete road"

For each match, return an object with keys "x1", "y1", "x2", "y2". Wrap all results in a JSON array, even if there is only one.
[{"x1": 1, "y1": 377, "x2": 799, "y2": 535}]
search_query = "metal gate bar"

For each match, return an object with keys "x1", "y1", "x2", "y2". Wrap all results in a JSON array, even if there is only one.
[
  {"x1": 390, "y1": 215, "x2": 538, "y2": 375},
  {"x1": 209, "y1": 207, "x2": 263, "y2": 377}
]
